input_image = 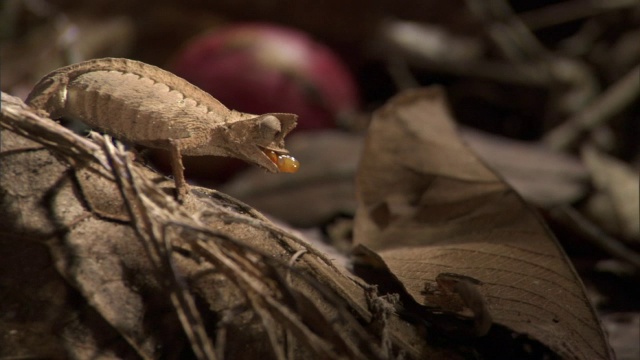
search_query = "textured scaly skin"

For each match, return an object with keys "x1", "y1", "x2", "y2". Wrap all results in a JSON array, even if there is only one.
[
  {"x1": 26, "y1": 58, "x2": 298, "y2": 201},
  {"x1": 26, "y1": 57, "x2": 297, "y2": 170}
]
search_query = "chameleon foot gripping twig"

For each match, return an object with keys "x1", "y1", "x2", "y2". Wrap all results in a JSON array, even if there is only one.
[{"x1": 26, "y1": 57, "x2": 300, "y2": 201}]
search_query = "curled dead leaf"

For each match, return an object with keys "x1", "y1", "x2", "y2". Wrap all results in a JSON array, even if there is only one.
[{"x1": 353, "y1": 87, "x2": 613, "y2": 359}]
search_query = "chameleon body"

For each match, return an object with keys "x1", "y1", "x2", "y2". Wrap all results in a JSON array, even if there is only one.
[{"x1": 26, "y1": 58, "x2": 299, "y2": 199}]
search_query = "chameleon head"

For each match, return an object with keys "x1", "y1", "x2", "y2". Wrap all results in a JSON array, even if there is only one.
[{"x1": 226, "y1": 113, "x2": 299, "y2": 173}]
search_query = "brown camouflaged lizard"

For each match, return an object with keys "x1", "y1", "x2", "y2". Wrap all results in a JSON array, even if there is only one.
[{"x1": 26, "y1": 57, "x2": 299, "y2": 201}]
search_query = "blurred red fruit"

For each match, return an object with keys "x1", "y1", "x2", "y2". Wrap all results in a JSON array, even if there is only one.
[{"x1": 170, "y1": 22, "x2": 360, "y2": 131}]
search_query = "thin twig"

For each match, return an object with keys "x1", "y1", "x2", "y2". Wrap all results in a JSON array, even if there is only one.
[
  {"x1": 198, "y1": 201, "x2": 340, "y2": 271},
  {"x1": 465, "y1": 0, "x2": 549, "y2": 59},
  {"x1": 518, "y1": 0, "x2": 640, "y2": 30},
  {"x1": 550, "y1": 205, "x2": 640, "y2": 271},
  {"x1": 386, "y1": 56, "x2": 420, "y2": 91},
  {"x1": 544, "y1": 65, "x2": 640, "y2": 151},
  {"x1": 195, "y1": 239, "x2": 342, "y2": 360}
]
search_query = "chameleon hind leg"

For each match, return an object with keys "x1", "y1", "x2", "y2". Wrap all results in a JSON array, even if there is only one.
[{"x1": 168, "y1": 139, "x2": 189, "y2": 202}]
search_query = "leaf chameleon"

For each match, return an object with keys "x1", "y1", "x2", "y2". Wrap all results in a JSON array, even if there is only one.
[{"x1": 26, "y1": 57, "x2": 300, "y2": 201}]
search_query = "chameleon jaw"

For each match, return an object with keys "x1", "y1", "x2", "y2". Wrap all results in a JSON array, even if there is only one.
[{"x1": 262, "y1": 149, "x2": 300, "y2": 173}]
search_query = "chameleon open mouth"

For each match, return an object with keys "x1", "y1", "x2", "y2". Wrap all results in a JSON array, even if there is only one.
[{"x1": 262, "y1": 149, "x2": 300, "y2": 173}]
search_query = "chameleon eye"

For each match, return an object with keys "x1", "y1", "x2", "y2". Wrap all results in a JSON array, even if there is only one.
[
  {"x1": 265, "y1": 150, "x2": 300, "y2": 173},
  {"x1": 258, "y1": 115, "x2": 282, "y2": 134}
]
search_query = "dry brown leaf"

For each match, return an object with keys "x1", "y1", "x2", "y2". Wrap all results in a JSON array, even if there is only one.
[
  {"x1": 353, "y1": 87, "x2": 613, "y2": 359},
  {"x1": 461, "y1": 127, "x2": 589, "y2": 207}
]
